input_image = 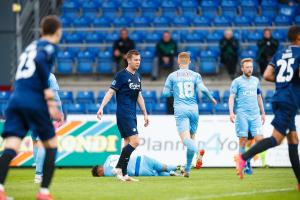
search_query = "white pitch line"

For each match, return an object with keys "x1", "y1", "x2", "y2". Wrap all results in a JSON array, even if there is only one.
[{"x1": 176, "y1": 188, "x2": 294, "y2": 200}]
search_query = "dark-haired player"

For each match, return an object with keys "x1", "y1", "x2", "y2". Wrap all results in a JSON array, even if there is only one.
[
  {"x1": 97, "y1": 50, "x2": 149, "y2": 182},
  {"x1": 0, "y1": 15, "x2": 62, "y2": 200},
  {"x1": 235, "y1": 26, "x2": 300, "y2": 191}
]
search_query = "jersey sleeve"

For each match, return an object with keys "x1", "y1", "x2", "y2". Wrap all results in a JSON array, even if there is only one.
[
  {"x1": 35, "y1": 50, "x2": 50, "y2": 90},
  {"x1": 48, "y1": 73, "x2": 60, "y2": 91},
  {"x1": 257, "y1": 79, "x2": 262, "y2": 95},
  {"x1": 162, "y1": 74, "x2": 173, "y2": 97},
  {"x1": 269, "y1": 53, "x2": 277, "y2": 68},
  {"x1": 196, "y1": 73, "x2": 214, "y2": 101},
  {"x1": 43, "y1": 44, "x2": 56, "y2": 62},
  {"x1": 110, "y1": 72, "x2": 123, "y2": 91},
  {"x1": 230, "y1": 79, "x2": 238, "y2": 95}
]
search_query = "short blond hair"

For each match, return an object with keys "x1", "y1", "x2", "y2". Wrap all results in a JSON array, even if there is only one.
[
  {"x1": 178, "y1": 52, "x2": 190, "y2": 64},
  {"x1": 240, "y1": 58, "x2": 253, "y2": 67}
]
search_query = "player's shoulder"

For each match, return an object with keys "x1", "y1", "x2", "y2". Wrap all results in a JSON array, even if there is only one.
[
  {"x1": 37, "y1": 39, "x2": 57, "y2": 56},
  {"x1": 250, "y1": 76, "x2": 260, "y2": 82},
  {"x1": 232, "y1": 75, "x2": 243, "y2": 83}
]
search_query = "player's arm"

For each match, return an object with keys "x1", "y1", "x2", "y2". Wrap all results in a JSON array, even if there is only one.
[
  {"x1": 162, "y1": 75, "x2": 172, "y2": 97},
  {"x1": 263, "y1": 65, "x2": 275, "y2": 82},
  {"x1": 228, "y1": 94, "x2": 235, "y2": 123},
  {"x1": 137, "y1": 92, "x2": 149, "y2": 127},
  {"x1": 257, "y1": 94, "x2": 266, "y2": 125},
  {"x1": 97, "y1": 88, "x2": 115, "y2": 120},
  {"x1": 196, "y1": 75, "x2": 217, "y2": 105}
]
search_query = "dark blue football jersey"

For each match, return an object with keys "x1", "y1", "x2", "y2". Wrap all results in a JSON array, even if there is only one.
[
  {"x1": 9, "y1": 39, "x2": 58, "y2": 109},
  {"x1": 110, "y1": 69, "x2": 142, "y2": 118},
  {"x1": 270, "y1": 45, "x2": 300, "y2": 107}
]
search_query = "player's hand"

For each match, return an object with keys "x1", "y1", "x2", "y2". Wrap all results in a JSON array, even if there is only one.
[
  {"x1": 48, "y1": 101, "x2": 62, "y2": 121},
  {"x1": 261, "y1": 113, "x2": 266, "y2": 125},
  {"x1": 97, "y1": 107, "x2": 104, "y2": 120},
  {"x1": 212, "y1": 98, "x2": 218, "y2": 105},
  {"x1": 144, "y1": 114, "x2": 149, "y2": 127},
  {"x1": 229, "y1": 112, "x2": 235, "y2": 123}
]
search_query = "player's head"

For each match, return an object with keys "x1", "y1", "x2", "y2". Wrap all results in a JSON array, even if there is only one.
[
  {"x1": 126, "y1": 50, "x2": 141, "y2": 70},
  {"x1": 162, "y1": 31, "x2": 171, "y2": 42},
  {"x1": 178, "y1": 52, "x2": 191, "y2": 68},
  {"x1": 240, "y1": 58, "x2": 253, "y2": 77},
  {"x1": 288, "y1": 26, "x2": 300, "y2": 45},
  {"x1": 263, "y1": 28, "x2": 272, "y2": 39},
  {"x1": 91, "y1": 165, "x2": 104, "y2": 177},
  {"x1": 224, "y1": 29, "x2": 233, "y2": 40},
  {"x1": 40, "y1": 15, "x2": 62, "y2": 44},
  {"x1": 120, "y1": 28, "x2": 129, "y2": 40}
]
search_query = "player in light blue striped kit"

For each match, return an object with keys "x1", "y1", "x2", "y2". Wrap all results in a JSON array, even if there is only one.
[
  {"x1": 228, "y1": 58, "x2": 265, "y2": 175},
  {"x1": 32, "y1": 73, "x2": 64, "y2": 183},
  {"x1": 162, "y1": 52, "x2": 217, "y2": 177}
]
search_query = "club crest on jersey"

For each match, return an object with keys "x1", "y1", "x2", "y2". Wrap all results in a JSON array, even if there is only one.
[
  {"x1": 129, "y1": 83, "x2": 140, "y2": 90},
  {"x1": 112, "y1": 80, "x2": 116, "y2": 86}
]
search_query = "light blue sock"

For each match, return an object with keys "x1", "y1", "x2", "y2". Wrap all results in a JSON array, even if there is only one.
[
  {"x1": 183, "y1": 138, "x2": 198, "y2": 173},
  {"x1": 35, "y1": 147, "x2": 46, "y2": 175},
  {"x1": 239, "y1": 146, "x2": 245, "y2": 154},
  {"x1": 33, "y1": 146, "x2": 38, "y2": 164}
]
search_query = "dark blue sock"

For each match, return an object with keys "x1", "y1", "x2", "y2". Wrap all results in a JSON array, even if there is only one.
[
  {"x1": 41, "y1": 148, "x2": 57, "y2": 188},
  {"x1": 0, "y1": 149, "x2": 17, "y2": 184},
  {"x1": 116, "y1": 144, "x2": 135, "y2": 175},
  {"x1": 288, "y1": 144, "x2": 300, "y2": 183},
  {"x1": 242, "y1": 136, "x2": 277, "y2": 161}
]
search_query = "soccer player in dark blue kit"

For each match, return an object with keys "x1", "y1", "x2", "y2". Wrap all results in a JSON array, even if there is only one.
[
  {"x1": 97, "y1": 50, "x2": 149, "y2": 182},
  {"x1": 235, "y1": 26, "x2": 300, "y2": 190},
  {"x1": 0, "y1": 16, "x2": 62, "y2": 200}
]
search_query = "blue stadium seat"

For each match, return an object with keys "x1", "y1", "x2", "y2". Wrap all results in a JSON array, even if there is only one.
[
  {"x1": 93, "y1": 17, "x2": 111, "y2": 27},
  {"x1": 139, "y1": 50, "x2": 154, "y2": 74},
  {"x1": 141, "y1": 0, "x2": 159, "y2": 17},
  {"x1": 0, "y1": 91, "x2": 10, "y2": 104},
  {"x1": 113, "y1": 17, "x2": 132, "y2": 27},
  {"x1": 222, "y1": 90, "x2": 230, "y2": 102},
  {"x1": 106, "y1": 103, "x2": 116, "y2": 114},
  {"x1": 182, "y1": 31, "x2": 205, "y2": 43},
  {"x1": 67, "y1": 47, "x2": 81, "y2": 57},
  {"x1": 85, "y1": 32, "x2": 103, "y2": 43},
  {"x1": 58, "y1": 91, "x2": 74, "y2": 104},
  {"x1": 272, "y1": 29, "x2": 286, "y2": 42},
  {"x1": 65, "y1": 103, "x2": 86, "y2": 114},
  {"x1": 221, "y1": 0, "x2": 238, "y2": 18},
  {"x1": 199, "y1": 59, "x2": 218, "y2": 74},
  {"x1": 244, "y1": 30, "x2": 261, "y2": 42},
  {"x1": 82, "y1": 1, "x2": 98, "y2": 18},
  {"x1": 77, "y1": 50, "x2": 94, "y2": 74},
  {"x1": 201, "y1": 1, "x2": 218, "y2": 18},
  {"x1": 206, "y1": 31, "x2": 223, "y2": 43},
  {"x1": 64, "y1": 32, "x2": 83, "y2": 43},
  {"x1": 56, "y1": 51, "x2": 73, "y2": 74},
  {"x1": 265, "y1": 90, "x2": 274, "y2": 103},
  {"x1": 275, "y1": 15, "x2": 292, "y2": 26},
  {"x1": 264, "y1": 102, "x2": 273, "y2": 115},
  {"x1": 161, "y1": 0, "x2": 178, "y2": 18},
  {"x1": 97, "y1": 91, "x2": 106, "y2": 103},
  {"x1": 240, "y1": 49, "x2": 256, "y2": 59},
  {"x1": 213, "y1": 16, "x2": 231, "y2": 26},
  {"x1": 295, "y1": 15, "x2": 300, "y2": 24},
  {"x1": 133, "y1": 17, "x2": 151, "y2": 27},
  {"x1": 105, "y1": 31, "x2": 119, "y2": 43},
  {"x1": 254, "y1": 16, "x2": 272, "y2": 26},
  {"x1": 60, "y1": 16, "x2": 72, "y2": 28},
  {"x1": 234, "y1": 16, "x2": 252, "y2": 26},
  {"x1": 202, "y1": 90, "x2": 220, "y2": 103},
  {"x1": 198, "y1": 103, "x2": 214, "y2": 114},
  {"x1": 128, "y1": 31, "x2": 142, "y2": 43},
  {"x1": 170, "y1": 31, "x2": 181, "y2": 42},
  {"x1": 180, "y1": 0, "x2": 198, "y2": 17},
  {"x1": 86, "y1": 103, "x2": 101, "y2": 114},
  {"x1": 215, "y1": 103, "x2": 229, "y2": 115},
  {"x1": 172, "y1": 16, "x2": 190, "y2": 27},
  {"x1": 76, "y1": 91, "x2": 95, "y2": 104},
  {"x1": 145, "y1": 31, "x2": 161, "y2": 43},
  {"x1": 240, "y1": 0, "x2": 258, "y2": 17},
  {"x1": 186, "y1": 46, "x2": 201, "y2": 59},
  {"x1": 279, "y1": 5, "x2": 295, "y2": 17},
  {"x1": 73, "y1": 16, "x2": 91, "y2": 27},
  {"x1": 62, "y1": 1, "x2": 80, "y2": 18},
  {"x1": 97, "y1": 50, "x2": 113, "y2": 74},
  {"x1": 121, "y1": 1, "x2": 139, "y2": 18},
  {"x1": 86, "y1": 47, "x2": 101, "y2": 57},
  {"x1": 261, "y1": 0, "x2": 278, "y2": 18},
  {"x1": 142, "y1": 90, "x2": 157, "y2": 103},
  {"x1": 101, "y1": 1, "x2": 118, "y2": 18},
  {"x1": 152, "y1": 16, "x2": 170, "y2": 27},
  {"x1": 152, "y1": 103, "x2": 167, "y2": 114},
  {"x1": 192, "y1": 16, "x2": 211, "y2": 26}
]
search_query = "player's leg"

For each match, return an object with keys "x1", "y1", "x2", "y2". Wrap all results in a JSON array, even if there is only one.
[
  {"x1": 286, "y1": 116, "x2": 300, "y2": 190},
  {"x1": 0, "y1": 107, "x2": 28, "y2": 199},
  {"x1": 32, "y1": 139, "x2": 45, "y2": 183}
]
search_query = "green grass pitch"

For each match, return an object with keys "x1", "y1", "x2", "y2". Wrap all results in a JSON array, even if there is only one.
[{"x1": 5, "y1": 168, "x2": 300, "y2": 200}]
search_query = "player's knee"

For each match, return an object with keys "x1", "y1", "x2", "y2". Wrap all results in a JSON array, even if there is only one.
[
  {"x1": 42, "y1": 136, "x2": 58, "y2": 148},
  {"x1": 130, "y1": 138, "x2": 140, "y2": 148},
  {"x1": 287, "y1": 132, "x2": 299, "y2": 145}
]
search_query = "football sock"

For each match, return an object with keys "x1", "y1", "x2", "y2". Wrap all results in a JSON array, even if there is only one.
[
  {"x1": 116, "y1": 144, "x2": 135, "y2": 176},
  {"x1": 34, "y1": 146, "x2": 45, "y2": 175},
  {"x1": 41, "y1": 148, "x2": 57, "y2": 188},
  {"x1": 39, "y1": 188, "x2": 50, "y2": 195},
  {"x1": 183, "y1": 138, "x2": 198, "y2": 172},
  {"x1": 242, "y1": 136, "x2": 277, "y2": 161},
  {"x1": 0, "y1": 184, "x2": 4, "y2": 191},
  {"x1": 0, "y1": 149, "x2": 17, "y2": 185},
  {"x1": 240, "y1": 146, "x2": 251, "y2": 168},
  {"x1": 288, "y1": 144, "x2": 300, "y2": 183}
]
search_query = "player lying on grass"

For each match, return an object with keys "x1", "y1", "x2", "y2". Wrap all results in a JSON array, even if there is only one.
[
  {"x1": 32, "y1": 73, "x2": 64, "y2": 184},
  {"x1": 91, "y1": 154, "x2": 182, "y2": 177},
  {"x1": 229, "y1": 58, "x2": 265, "y2": 175},
  {"x1": 235, "y1": 26, "x2": 300, "y2": 191},
  {"x1": 162, "y1": 52, "x2": 217, "y2": 178}
]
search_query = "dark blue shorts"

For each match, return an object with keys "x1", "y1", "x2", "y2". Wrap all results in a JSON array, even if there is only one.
[
  {"x1": 117, "y1": 117, "x2": 138, "y2": 138},
  {"x1": 271, "y1": 102, "x2": 297, "y2": 135},
  {"x1": 1, "y1": 106, "x2": 55, "y2": 141}
]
